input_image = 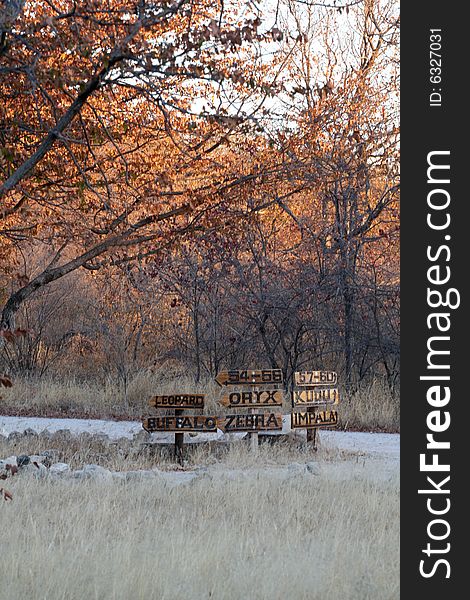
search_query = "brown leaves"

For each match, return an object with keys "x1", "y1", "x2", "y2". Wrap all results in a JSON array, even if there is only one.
[
  {"x1": 270, "y1": 27, "x2": 283, "y2": 42},
  {"x1": 208, "y1": 19, "x2": 221, "y2": 37},
  {"x1": 0, "y1": 376, "x2": 13, "y2": 388}
]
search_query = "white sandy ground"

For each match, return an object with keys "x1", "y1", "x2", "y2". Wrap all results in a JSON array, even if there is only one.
[{"x1": 0, "y1": 414, "x2": 399, "y2": 461}]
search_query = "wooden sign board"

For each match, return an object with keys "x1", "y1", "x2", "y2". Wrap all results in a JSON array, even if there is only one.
[
  {"x1": 291, "y1": 410, "x2": 338, "y2": 429},
  {"x1": 294, "y1": 371, "x2": 337, "y2": 386},
  {"x1": 292, "y1": 388, "x2": 339, "y2": 407},
  {"x1": 218, "y1": 412, "x2": 283, "y2": 432},
  {"x1": 142, "y1": 415, "x2": 218, "y2": 433},
  {"x1": 149, "y1": 394, "x2": 204, "y2": 409},
  {"x1": 219, "y1": 390, "x2": 283, "y2": 408},
  {"x1": 216, "y1": 369, "x2": 283, "y2": 387}
]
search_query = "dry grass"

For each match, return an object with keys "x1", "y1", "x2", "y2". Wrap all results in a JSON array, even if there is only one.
[
  {"x1": 338, "y1": 381, "x2": 399, "y2": 432},
  {"x1": 1, "y1": 370, "x2": 222, "y2": 420},
  {"x1": 1, "y1": 372, "x2": 399, "y2": 432},
  {"x1": 1, "y1": 451, "x2": 399, "y2": 600}
]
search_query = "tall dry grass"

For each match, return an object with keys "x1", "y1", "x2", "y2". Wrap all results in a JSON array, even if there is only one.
[
  {"x1": 339, "y1": 380, "x2": 400, "y2": 432},
  {"x1": 2, "y1": 372, "x2": 399, "y2": 432},
  {"x1": 1, "y1": 455, "x2": 399, "y2": 600},
  {"x1": 1, "y1": 369, "x2": 221, "y2": 419}
]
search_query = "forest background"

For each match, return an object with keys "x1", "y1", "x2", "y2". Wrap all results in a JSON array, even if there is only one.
[{"x1": 0, "y1": 0, "x2": 399, "y2": 430}]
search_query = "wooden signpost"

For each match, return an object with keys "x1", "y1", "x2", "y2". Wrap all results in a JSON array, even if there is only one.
[
  {"x1": 218, "y1": 412, "x2": 283, "y2": 432},
  {"x1": 294, "y1": 371, "x2": 337, "y2": 386},
  {"x1": 292, "y1": 370, "x2": 339, "y2": 448},
  {"x1": 140, "y1": 368, "x2": 339, "y2": 459},
  {"x1": 216, "y1": 368, "x2": 284, "y2": 451},
  {"x1": 292, "y1": 388, "x2": 339, "y2": 407},
  {"x1": 216, "y1": 369, "x2": 283, "y2": 386},
  {"x1": 291, "y1": 410, "x2": 338, "y2": 429},
  {"x1": 219, "y1": 390, "x2": 282, "y2": 408},
  {"x1": 143, "y1": 392, "x2": 214, "y2": 464},
  {"x1": 142, "y1": 415, "x2": 218, "y2": 433},
  {"x1": 148, "y1": 394, "x2": 205, "y2": 409}
]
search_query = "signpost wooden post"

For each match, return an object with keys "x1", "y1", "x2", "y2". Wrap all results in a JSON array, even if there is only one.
[
  {"x1": 308, "y1": 420, "x2": 316, "y2": 446},
  {"x1": 216, "y1": 369, "x2": 284, "y2": 451},
  {"x1": 250, "y1": 392, "x2": 258, "y2": 453},
  {"x1": 174, "y1": 408, "x2": 184, "y2": 464}
]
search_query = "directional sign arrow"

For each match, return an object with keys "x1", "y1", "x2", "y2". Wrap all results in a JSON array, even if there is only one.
[
  {"x1": 215, "y1": 369, "x2": 283, "y2": 386},
  {"x1": 215, "y1": 371, "x2": 229, "y2": 386},
  {"x1": 219, "y1": 389, "x2": 283, "y2": 408}
]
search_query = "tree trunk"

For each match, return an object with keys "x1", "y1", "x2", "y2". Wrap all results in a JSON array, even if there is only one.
[{"x1": 343, "y1": 285, "x2": 354, "y2": 392}]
